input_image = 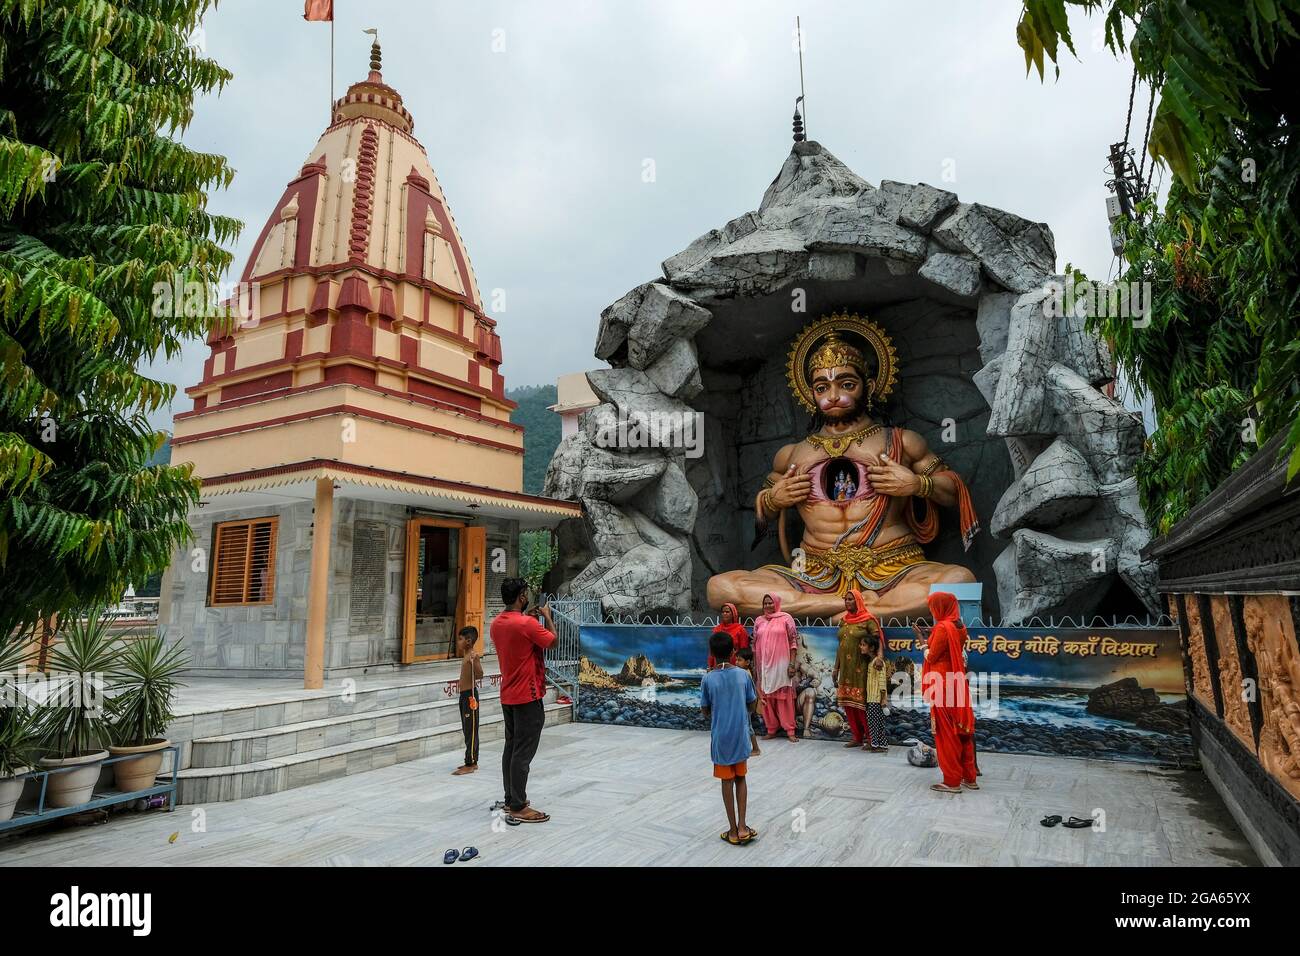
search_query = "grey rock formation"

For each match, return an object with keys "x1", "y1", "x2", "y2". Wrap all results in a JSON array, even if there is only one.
[
  {"x1": 932, "y1": 203, "x2": 1055, "y2": 293},
  {"x1": 994, "y1": 531, "x2": 1117, "y2": 622},
  {"x1": 545, "y1": 140, "x2": 1158, "y2": 621},
  {"x1": 991, "y1": 438, "x2": 1098, "y2": 536},
  {"x1": 638, "y1": 457, "x2": 697, "y2": 535},
  {"x1": 1045, "y1": 363, "x2": 1144, "y2": 485},
  {"x1": 920, "y1": 249, "x2": 982, "y2": 299},
  {"x1": 975, "y1": 292, "x2": 1017, "y2": 364},
  {"x1": 895, "y1": 182, "x2": 959, "y2": 232},
  {"x1": 644, "y1": 336, "x2": 703, "y2": 400},
  {"x1": 595, "y1": 281, "x2": 711, "y2": 368}
]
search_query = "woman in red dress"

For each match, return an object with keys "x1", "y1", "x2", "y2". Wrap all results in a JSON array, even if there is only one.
[
  {"x1": 922, "y1": 591, "x2": 978, "y2": 793},
  {"x1": 709, "y1": 602, "x2": 750, "y2": 668}
]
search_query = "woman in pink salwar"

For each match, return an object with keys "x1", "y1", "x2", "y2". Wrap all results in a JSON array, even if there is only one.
[{"x1": 753, "y1": 593, "x2": 800, "y2": 742}]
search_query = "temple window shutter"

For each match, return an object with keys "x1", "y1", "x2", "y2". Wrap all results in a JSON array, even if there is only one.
[{"x1": 209, "y1": 517, "x2": 279, "y2": 606}]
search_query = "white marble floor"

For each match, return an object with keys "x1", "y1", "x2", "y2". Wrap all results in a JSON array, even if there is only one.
[{"x1": 0, "y1": 723, "x2": 1257, "y2": 866}]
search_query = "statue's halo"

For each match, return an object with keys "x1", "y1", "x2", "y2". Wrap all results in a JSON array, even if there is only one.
[{"x1": 785, "y1": 312, "x2": 899, "y2": 414}]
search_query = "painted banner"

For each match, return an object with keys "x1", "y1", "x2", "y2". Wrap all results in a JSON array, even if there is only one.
[{"x1": 576, "y1": 624, "x2": 1191, "y2": 763}]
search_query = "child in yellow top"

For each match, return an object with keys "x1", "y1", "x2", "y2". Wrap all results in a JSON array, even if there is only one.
[{"x1": 860, "y1": 632, "x2": 890, "y2": 753}]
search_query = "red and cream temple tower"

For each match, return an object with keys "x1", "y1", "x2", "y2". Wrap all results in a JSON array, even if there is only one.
[{"x1": 161, "y1": 42, "x2": 579, "y2": 687}]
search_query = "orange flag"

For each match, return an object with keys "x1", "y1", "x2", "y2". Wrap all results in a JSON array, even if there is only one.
[{"x1": 303, "y1": 0, "x2": 333, "y2": 21}]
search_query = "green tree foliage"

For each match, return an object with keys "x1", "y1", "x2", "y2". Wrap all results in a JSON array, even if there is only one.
[
  {"x1": 508, "y1": 383, "x2": 559, "y2": 495},
  {"x1": 0, "y1": 0, "x2": 239, "y2": 631},
  {"x1": 518, "y1": 528, "x2": 557, "y2": 593},
  {"x1": 1017, "y1": 0, "x2": 1300, "y2": 532}
]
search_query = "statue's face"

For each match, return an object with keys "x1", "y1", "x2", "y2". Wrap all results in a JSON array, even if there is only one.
[{"x1": 812, "y1": 365, "x2": 867, "y2": 421}]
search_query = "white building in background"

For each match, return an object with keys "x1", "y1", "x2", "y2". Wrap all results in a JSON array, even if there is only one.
[{"x1": 549, "y1": 372, "x2": 599, "y2": 440}]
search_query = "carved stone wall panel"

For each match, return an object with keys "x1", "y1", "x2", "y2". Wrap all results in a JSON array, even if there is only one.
[
  {"x1": 1242, "y1": 595, "x2": 1300, "y2": 803},
  {"x1": 1182, "y1": 595, "x2": 1216, "y2": 714},
  {"x1": 1228, "y1": 595, "x2": 1265, "y2": 746},
  {"x1": 1209, "y1": 595, "x2": 1253, "y2": 752},
  {"x1": 1170, "y1": 594, "x2": 1197, "y2": 701}
]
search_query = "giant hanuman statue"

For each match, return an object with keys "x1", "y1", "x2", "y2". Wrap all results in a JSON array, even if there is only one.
[
  {"x1": 544, "y1": 139, "x2": 1160, "y2": 623},
  {"x1": 707, "y1": 313, "x2": 980, "y2": 619}
]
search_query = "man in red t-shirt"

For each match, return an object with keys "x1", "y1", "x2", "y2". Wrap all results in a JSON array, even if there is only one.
[{"x1": 489, "y1": 577, "x2": 557, "y2": 823}]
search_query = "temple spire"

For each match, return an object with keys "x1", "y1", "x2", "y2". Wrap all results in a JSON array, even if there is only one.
[
  {"x1": 364, "y1": 27, "x2": 381, "y2": 80},
  {"x1": 331, "y1": 27, "x2": 414, "y2": 132}
]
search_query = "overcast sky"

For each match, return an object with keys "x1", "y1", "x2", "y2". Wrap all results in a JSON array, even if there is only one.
[{"x1": 150, "y1": 0, "x2": 1155, "y2": 431}]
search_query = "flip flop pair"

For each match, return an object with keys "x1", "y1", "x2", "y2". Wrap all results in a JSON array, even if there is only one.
[
  {"x1": 442, "y1": 846, "x2": 480, "y2": 864},
  {"x1": 1040, "y1": 815, "x2": 1093, "y2": 829}
]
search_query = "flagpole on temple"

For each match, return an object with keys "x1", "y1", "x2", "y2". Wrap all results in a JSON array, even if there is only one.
[{"x1": 330, "y1": 15, "x2": 335, "y2": 122}]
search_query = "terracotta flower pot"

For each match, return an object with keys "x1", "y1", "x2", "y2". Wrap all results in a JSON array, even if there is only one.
[
  {"x1": 108, "y1": 739, "x2": 169, "y2": 793},
  {"x1": 0, "y1": 771, "x2": 29, "y2": 822},
  {"x1": 37, "y1": 750, "x2": 108, "y2": 808}
]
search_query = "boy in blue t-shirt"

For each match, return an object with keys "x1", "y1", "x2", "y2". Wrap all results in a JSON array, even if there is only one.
[{"x1": 701, "y1": 631, "x2": 758, "y2": 846}]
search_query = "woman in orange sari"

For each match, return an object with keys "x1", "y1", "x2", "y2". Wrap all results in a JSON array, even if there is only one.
[{"x1": 922, "y1": 591, "x2": 978, "y2": 793}]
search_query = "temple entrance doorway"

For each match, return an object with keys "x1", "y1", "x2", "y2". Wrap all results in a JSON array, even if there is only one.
[{"x1": 402, "y1": 517, "x2": 486, "y2": 662}]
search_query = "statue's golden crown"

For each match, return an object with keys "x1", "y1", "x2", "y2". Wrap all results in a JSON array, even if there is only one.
[
  {"x1": 786, "y1": 312, "x2": 899, "y2": 415},
  {"x1": 808, "y1": 333, "x2": 866, "y2": 375}
]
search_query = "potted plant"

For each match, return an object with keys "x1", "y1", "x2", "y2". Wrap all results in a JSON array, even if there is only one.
[
  {"x1": 0, "y1": 708, "x2": 40, "y2": 822},
  {"x1": 36, "y1": 611, "x2": 121, "y2": 808},
  {"x1": 0, "y1": 624, "x2": 40, "y2": 820},
  {"x1": 108, "y1": 633, "x2": 187, "y2": 793}
]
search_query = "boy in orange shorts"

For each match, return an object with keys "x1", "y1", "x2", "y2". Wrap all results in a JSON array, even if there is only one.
[{"x1": 700, "y1": 631, "x2": 758, "y2": 846}]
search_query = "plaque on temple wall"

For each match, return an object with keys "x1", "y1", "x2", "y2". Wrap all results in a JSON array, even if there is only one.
[
  {"x1": 1242, "y1": 595, "x2": 1300, "y2": 802},
  {"x1": 1183, "y1": 596, "x2": 1215, "y2": 712},
  {"x1": 1210, "y1": 595, "x2": 1254, "y2": 751},
  {"x1": 349, "y1": 521, "x2": 388, "y2": 629}
]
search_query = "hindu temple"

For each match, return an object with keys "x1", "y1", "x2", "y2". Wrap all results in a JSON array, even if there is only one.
[{"x1": 159, "y1": 40, "x2": 580, "y2": 686}]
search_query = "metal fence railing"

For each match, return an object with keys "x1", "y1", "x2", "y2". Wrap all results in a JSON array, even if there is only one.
[
  {"x1": 539, "y1": 596, "x2": 600, "y2": 718},
  {"x1": 595, "y1": 612, "x2": 1178, "y2": 629}
]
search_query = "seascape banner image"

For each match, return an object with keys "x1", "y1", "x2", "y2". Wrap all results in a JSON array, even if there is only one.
[{"x1": 576, "y1": 625, "x2": 1191, "y2": 763}]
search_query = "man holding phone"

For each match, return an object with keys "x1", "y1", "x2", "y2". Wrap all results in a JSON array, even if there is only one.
[{"x1": 490, "y1": 578, "x2": 557, "y2": 824}]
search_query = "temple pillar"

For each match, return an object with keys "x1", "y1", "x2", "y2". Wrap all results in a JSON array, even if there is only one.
[{"x1": 304, "y1": 477, "x2": 335, "y2": 689}]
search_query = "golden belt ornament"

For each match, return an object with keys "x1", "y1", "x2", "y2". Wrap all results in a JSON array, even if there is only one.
[{"x1": 802, "y1": 539, "x2": 927, "y2": 589}]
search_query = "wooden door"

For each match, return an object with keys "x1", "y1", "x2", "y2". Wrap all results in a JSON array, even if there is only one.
[
  {"x1": 456, "y1": 526, "x2": 487, "y2": 654},
  {"x1": 402, "y1": 516, "x2": 476, "y2": 664}
]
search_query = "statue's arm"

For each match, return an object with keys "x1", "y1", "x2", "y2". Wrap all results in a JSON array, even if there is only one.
[
  {"x1": 758, "y1": 444, "x2": 810, "y2": 518},
  {"x1": 900, "y1": 430, "x2": 959, "y2": 508}
]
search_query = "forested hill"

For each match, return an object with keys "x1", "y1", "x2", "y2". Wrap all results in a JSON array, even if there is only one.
[{"x1": 508, "y1": 384, "x2": 560, "y2": 495}]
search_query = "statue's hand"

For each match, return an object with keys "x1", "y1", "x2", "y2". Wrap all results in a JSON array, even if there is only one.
[
  {"x1": 866, "y1": 453, "x2": 921, "y2": 497},
  {"x1": 770, "y1": 464, "x2": 812, "y2": 509}
]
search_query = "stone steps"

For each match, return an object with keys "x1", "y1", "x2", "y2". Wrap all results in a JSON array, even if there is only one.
[
  {"x1": 166, "y1": 666, "x2": 498, "y2": 772},
  {"x1": 176, "y1": 697, "x2": 569, "y2": 804},
  {"x1": 188, "y1": 691, "x2": 508, "y2": 768}
]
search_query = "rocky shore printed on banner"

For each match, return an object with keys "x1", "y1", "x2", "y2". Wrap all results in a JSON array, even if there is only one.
[
  {"x1": 575, "y1": 685, "x2": 1194, "y2": 763},
  {"x1": 574, "y1": 625, "x2": 1195, "y2": 764}
]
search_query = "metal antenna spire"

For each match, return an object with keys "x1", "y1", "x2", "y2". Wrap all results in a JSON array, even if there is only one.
[{"x1": 796, "y1": 16, "x2": 807, "y2": 139}]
